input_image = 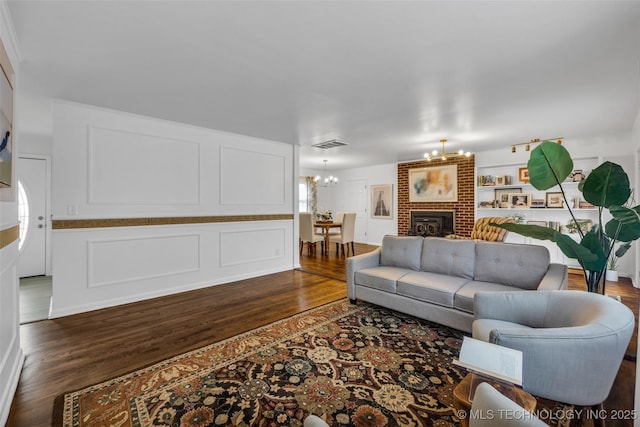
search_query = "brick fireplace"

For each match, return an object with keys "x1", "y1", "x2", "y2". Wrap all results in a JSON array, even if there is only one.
[{"x1": 397, "y1": 156, "x2": 475, "y2": 237}]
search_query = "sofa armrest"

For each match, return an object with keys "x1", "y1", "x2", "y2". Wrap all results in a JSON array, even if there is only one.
[
  {"x1": 346, "y1": 247, "x2": 381, "y2": 300},
  {"x1": 536, "y1": 263, "x2": 568, "y2": 290}
]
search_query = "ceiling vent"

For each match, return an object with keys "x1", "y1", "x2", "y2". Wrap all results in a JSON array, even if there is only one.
[{"x1": 311, "y1": 139, "x2": 349, "y2": 149}]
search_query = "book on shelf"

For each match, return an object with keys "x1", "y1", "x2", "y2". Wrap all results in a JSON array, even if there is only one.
[{"x1": 453, "y1": 336, "x2": 523, "y2": 386}]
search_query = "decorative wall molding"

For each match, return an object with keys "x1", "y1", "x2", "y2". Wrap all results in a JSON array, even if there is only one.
[
  {"x1": 87, "y1": 125, "x2": 200, "y2": 205},
  {"x1": 87, "y1": 234, "x2": 200, "y2": 288},
  {"x1": 219, "y1": 146, "x2": 286, "y2": 205},
  {"x1": 52, "y1": 214, "x2": 293, "y2": 229},
  {"x1": 220, "y1": 227, "x2": 286, "y2": 267}
]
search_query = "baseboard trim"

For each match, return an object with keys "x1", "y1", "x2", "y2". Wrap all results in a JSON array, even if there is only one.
[{"x1": 0, "y1": 347, "x2": 25, "y2": 426}]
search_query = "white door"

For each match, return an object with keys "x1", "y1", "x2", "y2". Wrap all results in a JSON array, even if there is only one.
[
  {"x1": 18, "y1": 157, "x2": 47, "y2": 277},
  {"x1": 345, "y1": 179, "x2": 367, "y2": 243}
]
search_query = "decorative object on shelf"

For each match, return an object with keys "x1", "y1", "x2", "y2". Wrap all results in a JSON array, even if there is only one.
[
  {"x1": 314, "y1": 160, "x2": 338, "y2": 187},
  {"x1": 568, "y1": 169, "x2": 586, "y2": 182},
  {"x1": 371, "y1": 184, "x2": 392, "y2": 219},
  {"x1": 495, "y1": 175, "x2": 505, "y2": 186},
  {"x1": 509, "y1": 192, "x2": 531, "y2": 208},
  {"x1": 423, "y1": 138, "x2": 472, "y2": 161},
  {"x1": 566, "y1": 218, "x2": 593, "y2": 234},
  {"x1": 518, "y1": 167, "x2": 529, "y2": 182},
  {"x1": 493, "y1": 140, "x2": 640, "y2": 294},
  {"x1": 545, "y1": 192, "x2": 564, "y2": 208},
  {"x1": 495, "y1": 188, "x2": 520, "y2": 204},
  {"x1": 409, "y1": 164, "x2": 458, "y2": 202},
  {"x1": 508, "y1": 212, "x2": 526, "y2": 224},
  {"x1": 530, "y1": 199, "x2": 546, "y2": 208},
  {"x1": 510, "y1": 137, "x2": 563, "y2": 154},
  {"x1": 479, "y1": 175, "x2": 495, "y2": 186}
]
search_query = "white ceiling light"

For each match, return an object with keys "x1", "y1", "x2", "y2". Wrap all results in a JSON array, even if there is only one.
[
  {"x1": 315, "y1": 160, "x2": 338, "y2": 187},
  {"x1": 424, "y1": 139, "x2": 472, "y2": 161}
]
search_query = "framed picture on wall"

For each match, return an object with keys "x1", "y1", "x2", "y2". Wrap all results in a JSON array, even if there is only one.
[
  {"x1": 408, "y1": 164, "x2": 458, "y2": 202},
  {"x1": 518, "y1": 167, "x2": 529, "y2": 183},
  {"x1": 546, "y1": 192, "x2": 564, "y2": 208},
  {"x1": 371, "y1": 184, "x2": 392, "y2": 219},
  {"x1": 509, "y1": 192, "x2": 531, "y2": 208}
]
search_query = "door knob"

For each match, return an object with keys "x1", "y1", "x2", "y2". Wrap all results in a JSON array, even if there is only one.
[{"x1": 38, "y1": 216, "x2": 44, "y2": 220}]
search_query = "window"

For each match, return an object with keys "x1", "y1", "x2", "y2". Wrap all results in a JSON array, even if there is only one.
[
  {"x1": 299, "y1": 178, "x2": 309, "y2": 212},
  {"x1": 17, "y1": 180, "x2": 29, "y2": 251}
]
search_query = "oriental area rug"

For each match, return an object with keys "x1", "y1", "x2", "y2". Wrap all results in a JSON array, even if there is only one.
[{"x1": 53, "y1": 299, "x2": 574, "y2": 427}]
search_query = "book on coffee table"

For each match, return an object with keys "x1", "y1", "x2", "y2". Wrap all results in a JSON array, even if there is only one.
[{"x1": 453, "y1": 336, "x2": 523, "y2": 386}]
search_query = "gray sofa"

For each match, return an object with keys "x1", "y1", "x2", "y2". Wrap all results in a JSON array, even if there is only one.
[{"x1": 346, "y1": 235, "x2": 568, "y2": 332}]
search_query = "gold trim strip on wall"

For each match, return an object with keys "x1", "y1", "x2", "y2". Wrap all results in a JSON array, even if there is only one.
[
  {"x1": 52, "y1": 214, "x2": 294, "y2": 230},
  {"x1": 0, "y1": 225, "x2": 19, "y2": 250}
]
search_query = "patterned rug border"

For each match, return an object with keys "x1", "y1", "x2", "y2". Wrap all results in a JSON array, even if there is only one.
[{"x1": 52, "y1": 298, "x2": 361, "y2": 427}]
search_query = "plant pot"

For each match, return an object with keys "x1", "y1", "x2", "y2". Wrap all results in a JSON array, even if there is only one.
[{"x1": 606, "y1": 270, "x2": 619, "y2": 282}]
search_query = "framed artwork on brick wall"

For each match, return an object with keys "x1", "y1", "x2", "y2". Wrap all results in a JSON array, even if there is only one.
[{"x1": 409, "y1": 164, "x2": 458, "y2": 202}]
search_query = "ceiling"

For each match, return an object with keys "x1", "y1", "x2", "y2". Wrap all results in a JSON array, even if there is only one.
[{"x1": 7, "y1": 1, "x2": 640, "y2": 171}]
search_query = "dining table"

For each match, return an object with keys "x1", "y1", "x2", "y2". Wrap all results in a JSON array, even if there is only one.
[{"x1": 313, "y1": 221, "x2": 342, "y2": 252}]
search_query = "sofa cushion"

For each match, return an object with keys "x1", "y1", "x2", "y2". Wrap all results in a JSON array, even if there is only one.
[
  {"x1": 380, "y1": 235, "x2": 424, "y2": 270},
  {"x1": 355, "y1": 266, "x2": 412, "y2": 293},
  {"x1": 474, "y1": 241, "x2": 550, "y2": 290},
  {"x1": 420, "y1": 237, "x2": 476, "y2": 279},
  {"x1": 454, "y1": 281, "x2": 527, "y2": 313},
  {"x1": 397, "y1": 272, "x2": 471, "y2": 307}
]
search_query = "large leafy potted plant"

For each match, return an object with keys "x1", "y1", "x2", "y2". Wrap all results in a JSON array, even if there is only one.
[{"x1": 493, "y1": 141, "x2": 640, "y2": 294}]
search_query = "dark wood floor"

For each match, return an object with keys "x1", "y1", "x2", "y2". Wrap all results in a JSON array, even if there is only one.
[{"x1": 7, "y1": 242, "x2": 639, "y2": 426}]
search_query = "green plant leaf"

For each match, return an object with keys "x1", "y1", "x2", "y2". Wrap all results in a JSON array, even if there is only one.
[
  {"x1": 615, "y1": 242, "x2": 632, "y2": 259},
  {"x1": 605, "y1": 205, "x2": 640, "y2": 242},
  {"x1": 554, "y1": 233, "x2": 600, "y2": 266},
  {"x1": 581, "y1": 161, "x2": 631, "y2": 207},
  {"x1": 490, "y1": 222, "x2": 557, "y2": 241},
  {"x1": 527, "y1": 141, "x2": 573, "y2": 190},
  {"x1": 577, "y1": 231, "x2": 608, "y2": 271}
]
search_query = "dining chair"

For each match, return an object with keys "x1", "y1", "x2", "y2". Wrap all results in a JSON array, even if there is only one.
[
  {"x1": 328, "y1": 211, "x2": 344, "y2": 235},
  {"x1": 329, "y1": 212, "x2": 356, "y2": 256},
  {"x1": 299, "y1": 212, "x2": 325, "y2": 255}
]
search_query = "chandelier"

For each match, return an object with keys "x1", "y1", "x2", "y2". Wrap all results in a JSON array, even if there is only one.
[
  {"x1": 423, "y1": 139, "x2": 472, "y2": 161},
  {"x1": 315, "y1": 160, "x2": 338, "y2": 187}
]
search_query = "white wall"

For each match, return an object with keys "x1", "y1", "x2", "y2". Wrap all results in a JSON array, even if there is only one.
[
  {"x1": 0, "y1": 1, "x2": 23, "y2": 424},
  {"x1": 50, "y1": 101, "x2": 296, "y2": 317},
  {"x1": 302, "y1": 163, "x2": 397, "y2": 245}
]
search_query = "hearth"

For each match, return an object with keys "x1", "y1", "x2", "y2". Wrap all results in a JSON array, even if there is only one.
[{"x1": 409, "y1": 210, "x2": 455, "y2": 237}]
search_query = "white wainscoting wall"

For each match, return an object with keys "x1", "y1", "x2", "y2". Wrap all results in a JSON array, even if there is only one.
[
  {"x1": 50, "y1": 101, "x2": 296, "y2": 317},
  {"x1": 0, "y1": 3, "x2": 23, "y2": 423}
]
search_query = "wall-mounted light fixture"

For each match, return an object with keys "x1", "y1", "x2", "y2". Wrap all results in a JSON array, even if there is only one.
[{"x1": 511, "y1": 137, "x2": 563, "y2": 153}]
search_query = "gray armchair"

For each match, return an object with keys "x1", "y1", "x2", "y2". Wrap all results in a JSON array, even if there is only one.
[{"x1": 472, "y1": 290, "x2": 634, "y2": 406}]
